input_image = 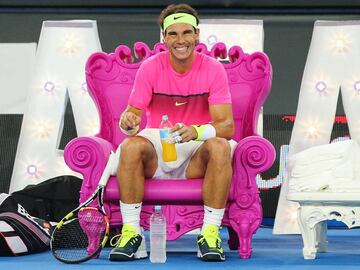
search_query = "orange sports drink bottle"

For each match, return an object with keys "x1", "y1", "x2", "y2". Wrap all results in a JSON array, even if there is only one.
[{"x1": 159, "y1": 115, "x2": 177, "y2": 162}]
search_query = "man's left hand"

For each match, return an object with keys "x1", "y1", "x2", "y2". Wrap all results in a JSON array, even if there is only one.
[{"x1": 170, "y1": 123, "x2": 197, "y2": 143}]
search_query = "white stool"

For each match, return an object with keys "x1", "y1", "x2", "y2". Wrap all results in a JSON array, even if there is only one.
[{"x1": 288, "y1": 192, "x2": 360, "y2": 259}]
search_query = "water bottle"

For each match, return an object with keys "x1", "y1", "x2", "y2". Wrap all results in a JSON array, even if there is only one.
[
  {"x1": 159, "y1": 115, "x2": 177, "y2": 162},
  {"x1": 150, "y1": 205, "x2": 167, "y2": 263}
]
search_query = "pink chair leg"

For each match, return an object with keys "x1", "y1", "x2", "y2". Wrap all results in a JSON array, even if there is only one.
[
  {"x1": 229, "y1": 202, "x2": 262, "y2": 259},
  {"x1": 230, "y1": 219, "x2": 252, "y2": 258}
]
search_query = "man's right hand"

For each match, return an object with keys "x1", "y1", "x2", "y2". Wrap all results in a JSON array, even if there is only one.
[{"x1": 119, "y1": 111, "x2": 141, "y2": 131}]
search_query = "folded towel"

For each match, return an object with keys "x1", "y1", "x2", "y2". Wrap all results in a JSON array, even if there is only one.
[
  {"x1": 291, "y1": 140, "x2": 352, "y2": 165},
  {"x1": 289, "y1": 171, "x2": 333, "y2": 192},
  {"x1": 288, "y1": 140, "x2": 360, "y2": 193},
  {"x1": 289, "y1": 140, "x2": 354, "y2": 178}
]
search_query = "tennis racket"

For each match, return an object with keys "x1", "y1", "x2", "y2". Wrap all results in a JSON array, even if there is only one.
[{"x1": 50, "y1": 151, "x2": 116, "y2": 264}]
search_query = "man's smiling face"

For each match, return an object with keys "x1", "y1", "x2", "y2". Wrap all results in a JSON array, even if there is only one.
[{"x1": 163, "y1": 22, "x2": 199, "y2": 64}]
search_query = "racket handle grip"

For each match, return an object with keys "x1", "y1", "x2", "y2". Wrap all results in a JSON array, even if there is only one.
[{"x1": 98, "y1": 151, "x2": 116, "y2": 187}]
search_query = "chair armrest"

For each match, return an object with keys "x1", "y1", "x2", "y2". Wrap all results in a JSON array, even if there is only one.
[
  {"x1": 230, "y1": 136, "x2": 276, "y2": 200},
  {"x1": 64, "y1": 136, "x2": 115, "y2": 190}
]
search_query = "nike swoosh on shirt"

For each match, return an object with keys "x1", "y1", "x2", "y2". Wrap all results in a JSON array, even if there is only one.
[{"x1": 175, "y1": 101, "x2": 188, "y2": 106}]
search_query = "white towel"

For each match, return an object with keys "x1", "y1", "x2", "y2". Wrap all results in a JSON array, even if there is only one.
[
  {"x1": 289, "y1": 140, "x2": 354, "y2": 178},
  {"x1": 288, "y1": 140, "x2": 360, "y2": 193},
  {"x1": 289, "y1": 171, "x2": 333, "y2": 192}
]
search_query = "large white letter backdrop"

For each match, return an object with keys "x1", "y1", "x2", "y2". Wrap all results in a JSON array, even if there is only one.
[
  {"x1": 0, "y1": 43, "x2": 36, "y2": 114},
  {"x1": 199, "y1": 19, "x2": 263, "y2": 53},
  {"x1": 274, "y1": 21, "x2": 360, "y2": 234},
  {"x1": 9, "y1": 20, "x2": 101, "y2": 193}
]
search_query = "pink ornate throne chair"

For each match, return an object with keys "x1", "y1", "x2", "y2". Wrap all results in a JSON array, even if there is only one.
[{"x1": 64, "y1": 42, "x2": 275, "y2": 259}]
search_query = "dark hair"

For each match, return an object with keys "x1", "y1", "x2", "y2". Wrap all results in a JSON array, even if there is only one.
[{"x1": 158, "y1": 3, "x2": 199, "y2": 31}]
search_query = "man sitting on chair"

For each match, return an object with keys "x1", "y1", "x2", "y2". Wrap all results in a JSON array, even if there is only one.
[{"x1": 109, "y1": 3, "x2": 236, "y2": 262}]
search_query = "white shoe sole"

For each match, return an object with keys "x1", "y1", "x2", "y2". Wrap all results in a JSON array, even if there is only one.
[
  {"x1": 197, "y1": 248, "x2": 225, "y2": 261},
  {"x1": 135, "y1": 234, "x2": 148, "y2": 259}
]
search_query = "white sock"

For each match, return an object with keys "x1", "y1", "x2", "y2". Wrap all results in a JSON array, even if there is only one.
[
  {"x1": 120, "y1": 201, "x2": 142, "y2": 234},
  {"x1": 201, "y1": 205, "x2": 225, "y2": 233}
]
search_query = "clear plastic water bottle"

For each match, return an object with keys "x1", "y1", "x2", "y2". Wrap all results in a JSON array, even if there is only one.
[
  {"x1": 150, "y1": 205, "x2": 167, "y2": 263},
  {"x1": 159, "y1": 115, "x2": 177, "y2": 162}
]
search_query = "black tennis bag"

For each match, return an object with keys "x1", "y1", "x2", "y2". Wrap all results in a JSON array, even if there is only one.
[{"x1": 0, "y1": 193, "x2": 52, "y2": 256}]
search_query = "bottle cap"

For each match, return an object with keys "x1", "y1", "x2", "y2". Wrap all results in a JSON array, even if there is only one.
[
  {"x1": 154, "y1": 205, "x2": 161, "y2": 211},
  {"x1": 162, "y1": 115, "x2": 168, "y2": 121}
]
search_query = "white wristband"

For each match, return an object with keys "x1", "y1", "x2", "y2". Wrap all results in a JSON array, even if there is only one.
[{"x1": 192, "y1": 124, "x2": 216, "y2": 141}]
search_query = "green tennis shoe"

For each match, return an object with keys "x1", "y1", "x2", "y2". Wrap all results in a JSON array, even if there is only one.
[
  {"x1": 197, "y1": 225, "x2": 225, "y2": 262},
  {"x1": 109, "y1": 224, "x2": 147, "y2": 261}
]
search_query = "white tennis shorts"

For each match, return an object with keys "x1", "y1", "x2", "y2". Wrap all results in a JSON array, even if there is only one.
[{"x1": 114, "y1": 128, "x2": 237, "y2": 179}]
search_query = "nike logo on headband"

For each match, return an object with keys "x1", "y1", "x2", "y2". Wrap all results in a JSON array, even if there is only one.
[{"x1": 174, "y1": 16, "x2": 184, "y2": 20}]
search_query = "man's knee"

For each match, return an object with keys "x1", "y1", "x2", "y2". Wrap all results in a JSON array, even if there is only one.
[
  {"x1": 120, "y1": 137, "x2": 153, "y2": 160},
  {"x1": 204, "y1": 137, "x2": 231, "y2": 162}
]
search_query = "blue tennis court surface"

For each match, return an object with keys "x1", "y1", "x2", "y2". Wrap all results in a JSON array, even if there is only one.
[{"x1": 1, "y1": 227, "x2": 359, "y2": 270}]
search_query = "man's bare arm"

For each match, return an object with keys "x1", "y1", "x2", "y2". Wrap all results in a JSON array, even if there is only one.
[{"x1": 208, "y1": 104, "x2": 235, "y2": 140}]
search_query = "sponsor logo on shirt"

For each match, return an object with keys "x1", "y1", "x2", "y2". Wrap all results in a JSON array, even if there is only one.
[{"x1": 175, "y1": 101, "x2": 188, "y2": 107}]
